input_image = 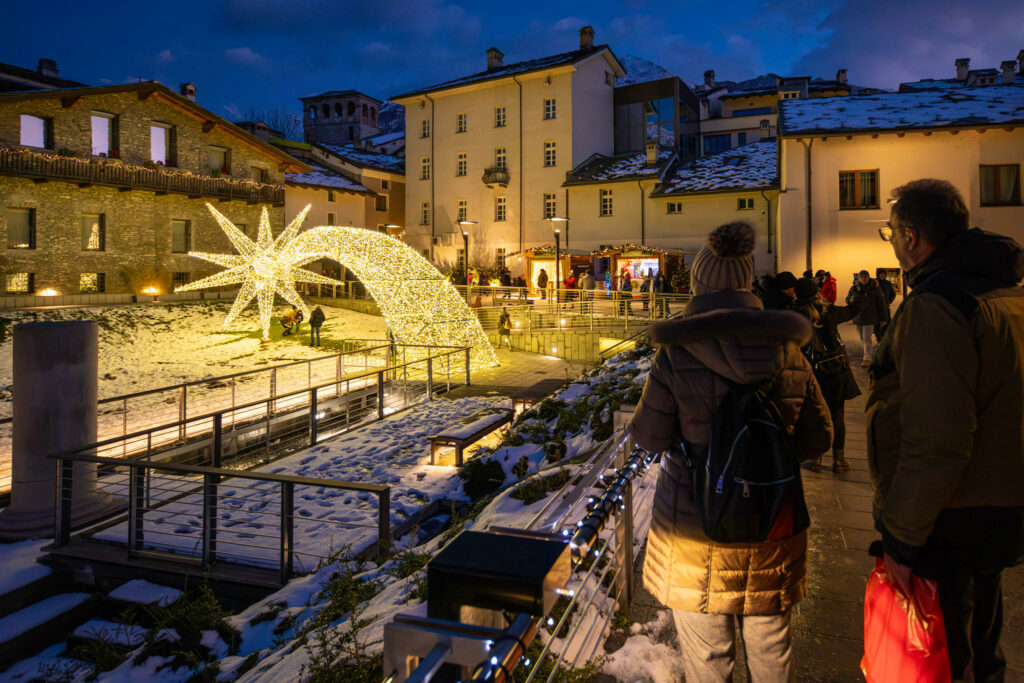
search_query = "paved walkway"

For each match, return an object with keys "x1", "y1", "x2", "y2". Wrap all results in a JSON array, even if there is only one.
[{"x1": 625, "y1": 323, "x2": 1024, "y2": 682}]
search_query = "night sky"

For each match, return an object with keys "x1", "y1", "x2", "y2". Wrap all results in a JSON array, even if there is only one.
[{"x1": 5, "y1": 0, "x2": 1023, "y2": 121}]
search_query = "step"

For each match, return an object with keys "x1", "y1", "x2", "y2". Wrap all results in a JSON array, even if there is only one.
[
  {"x1": 0, "y1": 641, "x2": 92, "y2": 682},
  {"x1": 100, "y1": 579, "x2": 183, "y2": 625},
  {"x1": 0, "y1": 539, "x2": 58, "y2": 621},
  {"x1": 68, "y1": 618, "x2": 147, "y2": 650},
  {"x1": 0, "y1": 593, "x2": 95, "y2": 669}
]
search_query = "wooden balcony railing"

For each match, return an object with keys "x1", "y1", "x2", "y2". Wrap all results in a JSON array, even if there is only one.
[{"x1": 0, "y1": 146, "x2": 285, "y2": 204}]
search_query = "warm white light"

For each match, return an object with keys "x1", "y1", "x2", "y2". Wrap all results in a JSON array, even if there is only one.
[
  {"x1": 141, "y1": 286, "x2": 159, "y2": 295},
  {"x1": 39, "y1": 288, "x2": 58, "y2": 296},
  {"x1": 514, "y1": 321, "x2": 520, "y2": 327}
]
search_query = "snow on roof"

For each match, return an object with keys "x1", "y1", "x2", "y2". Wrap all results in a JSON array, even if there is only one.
[
  {"x1": 317, "y1": 143, "x2": 405, "y2": 173},
  {"x1": 654, "y1": 140, "x2": 777, "y2": 195},
  {"x1": 391, "y1": 45, "x2": 615, "y2": 100},
  {"x1": 900, "y1": 74, "x2": 1024, "y2": 92},
  {"x1": 780, "y1": 85, "x2": 1024, "y2": 135},
  {"x1": 286, "y1": 162, "x2": 372, "y2": 193},
  {"x1": 565, "y1": 149, "x2": 675, "y2": 185},
  {"x1": 365, "y1": 131, "x2": 404, "y2": 145}
]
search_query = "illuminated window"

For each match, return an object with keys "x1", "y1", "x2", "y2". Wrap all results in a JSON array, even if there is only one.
[
  {"x1": 19, "y1": 115, "x2": 51, "y2": 148},
  {"x1": 980, "y1": 164, "x2": 1021, "y2": 206},
  {"x1": 458, "y1": 200, "x2": 467, "y2": 222},
  {"x1": 543, "y1": 193, "x2": 556, "y2": 219},
  {"x1": 544, "y1": 141, "x2": 556, "y2": 167},
  {"x1": 81, "y1": 213, "x2": 105, "y2": 251},
  {"x1": 495, "y1": 147, "x2": 507, "y2": 172},
  {"x1": 737, "y1": 197, "x2": 755, "y2": 210},
  {"x1": 544, "y1": 98, "x2": 556, "y2": 120},
  {"x1": 420, "y1": 156, "x2": 430, "y2": 180},
  {"x1": 456, "y1": 152, "x2": 467, "y2": 177},
  {"x1": 5, "y1": 273, "x2": 33, "y2": 293},
  {"x1": 6, "y1": 208, "x2": 35, "y2": 249},
  {"x1": 171, "y1": 219, "x2": 190, "y2": 253},
  {"x1": 421, "y1": 119, "x2": 431, "y2": 138},
  {"x1": 496, "y1": 247, "x2": 507, "y2": 267},
  {"x1": 495, "y1": 196, "x2": 507, "y2": 222},
  {"x1": 839, "y1": 170, "x2": 879, "y2": 209},
  {"x1": 667, "y1": 202, "x2": 683, "y2": 214},
  {"x1": 150, "y1": 123, "x2": 175, "y2": 165},
  {"x1": 456, "y1": 112, "x2": 467, "y2": 133},
  {"x1": 420, "y1": 202, "x2": 431, "y2": 225},
  {"x1": 80, "y1": 273, "x2": 106, "y2": 293},
  {"x1": 780, "y1": 91, "x2": 800, "y2": 100},
  {"x1": 495, "y1": 107, "x2": 506, "y2": 128},
  {"x1": 90, "y1": 113, "x2": 116, "y2": 156},
  {"x1": 600, "y1": 189, "x2": 613, "y2": 216}
]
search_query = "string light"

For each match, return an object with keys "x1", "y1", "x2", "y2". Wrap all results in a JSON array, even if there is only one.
[{"x1": 178, "y1": 204, "x2": 499, "y2": 367}]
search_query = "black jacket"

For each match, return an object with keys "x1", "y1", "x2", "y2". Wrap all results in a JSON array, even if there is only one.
[
  {"x1": 309, "y1": 308, "x2": 325, "y2": 327},
  {"x1": 849, "y1": 279, "x2": 890, "y2": 326},
  {"x1": 794, "y1": 299, "x2": 862, "y2": 404}
]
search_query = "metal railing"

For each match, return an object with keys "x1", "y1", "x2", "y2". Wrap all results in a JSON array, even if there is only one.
[
  {"x1": 383, "y1": 429, "x2": 660, "y2": 682},
  {"x1": 0, "y1": 145, "x2": 285, "y2": 204}
]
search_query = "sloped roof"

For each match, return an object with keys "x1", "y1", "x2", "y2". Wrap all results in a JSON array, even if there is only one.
[
  {"x1": 900, "y1": 73, "x2": 1024, "y2": 92},
  {"x1": 564, "y1": 149, "x2": 675, "y2": 185},
  {"x1": 363, "y1": 131, "x2": 404, "y2": 146},
  {"x1": 0, "y1": 60, "x2": 86, "y2": 93},
  {"x1": 653, "y1": 140, "x2": 777, "y2": 196},
  {"x1": 780, "y1": 85, "x2": 1024, "y2": 136},
  {"x1": 286, "y1": 163, "x2": 372, "y2": 194},
  {"x1": 316, "y1": 143, "x2": 405, "y2": 174},
  {"x1": 300, "y1": 90, "x2": 381, "y2": 104},
  {"x1": 391, "y1": 45, "x2": 622, "y2": 100}
]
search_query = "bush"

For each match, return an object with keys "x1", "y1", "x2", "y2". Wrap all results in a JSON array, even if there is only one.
[
  {"x1": 458, "y1": 457, "x2": 507, "y2": 501},
  {"x1": 135, "y1": 585, "x2": 239, "y2": 675},
  {"x1": 510, "y1": 468, "x2": 572, "y2": 505}
]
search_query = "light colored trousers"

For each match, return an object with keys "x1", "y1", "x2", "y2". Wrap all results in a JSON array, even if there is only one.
[
  {"x1": 673, "y1": 610, "x2": 794, "y2": 682},
  {"x1": 859, "y1": 324, "x2": 875, "y2": 361}
]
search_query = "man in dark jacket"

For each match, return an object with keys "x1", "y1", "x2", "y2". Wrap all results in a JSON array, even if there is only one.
[
  {"x1": 867, "y1": 178, "x2": 1024, "y2": 681},
  {"x1": 762, "y1": 271, "x2": 797, "y2": 310},
  {"x1": 308, "y1": 306, "x2": 325, "y2": 346},
  {"x1": 847, "y1": 270, "x2": 890, "y2": 366},
  {"x1": 875, "y1": 268, "x2": 896, "y2": 307}
]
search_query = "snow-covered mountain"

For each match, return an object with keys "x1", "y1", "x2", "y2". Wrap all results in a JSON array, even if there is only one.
[
  {"x1": 617, "y1": 55, "x2": 675, "y2": 86},
  {"x1": 378, "y1": 101, "x2": 405, "y2": 133}
]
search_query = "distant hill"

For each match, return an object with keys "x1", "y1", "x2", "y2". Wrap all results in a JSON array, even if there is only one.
[
  {"x1": 378, "y1": 101, "x2": 404, "y2": 133},
  {"x1": 617, "y1": 55, "x2": 676, "y2": 86}
]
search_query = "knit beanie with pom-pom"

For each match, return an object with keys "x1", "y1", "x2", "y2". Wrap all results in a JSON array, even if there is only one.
[{"x1": 690, "y1": 221, "x2": 756, "y2": 295}]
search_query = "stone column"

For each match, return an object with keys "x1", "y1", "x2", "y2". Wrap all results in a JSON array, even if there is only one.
[{"x1": 0, "y1": 321, "x2": 119, "y2": 539}]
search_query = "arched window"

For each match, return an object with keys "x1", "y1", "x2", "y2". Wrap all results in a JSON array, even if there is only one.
[
  {"x1": 321, "y1": 103, "x2": 330, "y2": 118},
  {"x1": 362, "y1": 103, "x2": 368, "y2": 118},
  {"x1": 348, "y1": 125, "x2": 354, "y2": 139},
  {"x1": 347, "y1": 102, "x2": 355, "y2": 116},
  {"x1": 309, "y1": 107, "x2": 316, "y2": 119},
  {"x1": 335, "y1": 102, "x2": 343, "y2": 117}
]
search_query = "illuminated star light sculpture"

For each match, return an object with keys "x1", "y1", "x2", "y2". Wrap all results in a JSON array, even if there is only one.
[{"x1": 175, "y1": 203, "x2": 342, "y2": 341}]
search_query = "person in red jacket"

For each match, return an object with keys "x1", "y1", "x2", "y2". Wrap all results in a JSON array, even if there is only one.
[{"x1": 820, "y1": 271, "x2": 838, "y2": 303}]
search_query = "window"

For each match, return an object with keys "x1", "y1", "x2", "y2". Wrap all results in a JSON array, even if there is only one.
[
  {"x1": 839, "y1": 170, "x2": 879, "y2": 209},
  {"x1": 456, "y1": 113, "x2": 467, "y2": 133},
  {"x1": 309, "y1": 107, "x2": 317, "y2": 119},
  {"x1": 733, "y1": 107, "x2": 772, "y2": 117},
  {"x1": 421, "y1": 120, "x2": 431, "y2": 138},
  {"x1": 457, "y1": 248, "x2": 465, "y2": 263},
  {"x1": 172, "y1": 272, "x2": 190, "y2": 290},
  {"x1": 236, "y1": 222, "x2": 247, "y2": 236},
  {"x1": 207, "y1": 146, "x2": 229, "y2": 174},
  {"x1": 335, "y1": 103, "x2": 343, "y2": 117},
  {"x1": 495, "y1": 107, "x2": 506, "y2": 128},
  {"x1": 19, "y1": 115, "x2": 51, "y2": 148},
  {"x1": 7, "y1": 208, "x2": 35, "y2": 249},
  {"x1": 600, "y1": 189, "x2": 613, "y2": 216},
  {"x1": 90, "y1": 113, "x2": 116, "y2": 156},
  {"x1": 703, "y1": 134, "x2": 730, "y2": 155},
  {"x1": 79, "y1": 273, "x2": 105, "y2": 293},
  {"x1": 251, "y1": 166, "x2": 267, "y2": 183},
  {"x1": 737, "y1": 132, "x2": 747, "y2": 146},
  {"x1": 347, "y1": 102, "x2": 355, "y2": 116},
  {"x1": 362, "y1": 104, "x2": 368, "y2": 118},
  {"x1": 457, "y1": 200, "x2": 468, "y2": 223},
  {"x1": 605, "y1": 71, "x2": 615, "y2": 86},
  {"x1": 544, "y1": 98, "x2": 556, "y2": 120},
  {"x1": 420, "y1": 202, "x2": 431, "y2": 225},
  {"x1": 543, "y1": 193, "x2": 556, "y2": 219},
  {"x1": 544, "y1": 141, "x2": 556, "y2": 167},
  {"x1": 327, "y1": 212, "x2": 336, "y2": 226},
  {"x1": 322, "y1": 104, "x2": 330, "y2": 118},
  {"x1": 780, "y1": 91, "x2": 800, "y2": 100},
  {"x1": 495, "y1": 196, "x2": 507, "y2": 222},
  {"x1": 81, "y1": 213, "x2": 105, "y2": 251},
  {"x1": 980, "y1": 164, "x2": 1021, "y2": 206},
  {"x1": 375, "y1": 195, "x2": 388, "y2": 212},
  {"x1": 495, "y1": 247, "x2": 507, "y2": 268},
  {"x1": 495, "y1": 147, "x2": 507, "y2": 172},
  {"x1": 456, "y1": 152, "x2": 467, "y2": 177},
  {"x1": 171, "y1": 219, "x2": 190, "y2": 253},
  {"x1": 420, "y1": 157, "x2": 431, "y2": 180},
  {"x1": 150, "y1": 124, "x2": 175, "y2": 165},
  {"x1": 737, "y1": 197, "x2": 755, "y2": 210},
  {"x1": 5, "y1": 273, "x2": 33, "y2": 294},
  {"x1": 327, "y1": 191, "x2": 336, "y2": 202},
  {"x1": 381, "y1": 179, "x2": 390, "y2": 190},
  {"x1": 667, "y1": 202, "x2": 683, "y2": 214}
]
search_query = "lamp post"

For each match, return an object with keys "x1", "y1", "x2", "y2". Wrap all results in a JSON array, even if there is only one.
[
  {"x1": 457, "y1": 219, "x2": 477, "y2": 292},
  {"x1": 549, "y1": 217, "x2": 567, "y2": 303}
]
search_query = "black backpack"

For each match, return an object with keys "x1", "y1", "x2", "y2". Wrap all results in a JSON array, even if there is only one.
[{"x1": 681, "y1": 381, "x2": 809, "y2": 544}]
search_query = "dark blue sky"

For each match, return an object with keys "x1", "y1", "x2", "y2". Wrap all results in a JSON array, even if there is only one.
[{"x1": 5, "y1": 0, "x2": 1022, "y2": 121}]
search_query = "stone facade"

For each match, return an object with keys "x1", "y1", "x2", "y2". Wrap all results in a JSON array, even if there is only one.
[
  {"x1": 301, "y1": 91, "x2": 381, "y2": 146},
  {"x1": 0, "y1": 83, "x2": 307, "y2": 295}
]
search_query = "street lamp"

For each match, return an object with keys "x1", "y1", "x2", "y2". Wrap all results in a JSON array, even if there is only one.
[
  {"x1": 457, "y1": 219, "x2": 478, "y2": 287},
  {"x1": 549, "y1": 217, "x2": 567, "y2": 300}
]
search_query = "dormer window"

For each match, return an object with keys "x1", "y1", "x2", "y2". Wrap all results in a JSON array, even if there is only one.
[{"x1": 780, "y1": 91, "x2": 800, "y2": 100}]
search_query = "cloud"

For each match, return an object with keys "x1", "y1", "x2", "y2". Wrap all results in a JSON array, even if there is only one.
[
  {"x1": 156, "y1": 49, "x2": 175, "y2": 63},
  {"x1": 225, "y1": 47, "x2": 268, "y2": 67}
]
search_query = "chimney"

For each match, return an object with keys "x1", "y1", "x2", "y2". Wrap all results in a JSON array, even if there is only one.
[
  {"x1": 179, "y1": 82, "x2": 197, "y2": 102},
  {"x1": 836, "y1": 68, "x2": 848, "y2": 85},
  {"x1": 703, "y1": 70, "x2": 715, "y2": 88},
  {"x1": 580, "y1": 26, "x2": 595, "y2": 49},
  {"x1": 37, "y1": 59, "x2": 59, "y2": 78},
  {"x1": 760, "y1": 119, "x2": 771, "y2": 141},
  {"x1": 1003, "y1": 60, "x2": 1018, "y2": 85},
  {"x1": 645, "y1": 140, "x2": 658, "y2": 167},
  {"x1": 955, "y1": 57, "x2": 970, "y2": 80},
  {"x1": 486, "y1": 47, "x2": 504, "y2": 71}
]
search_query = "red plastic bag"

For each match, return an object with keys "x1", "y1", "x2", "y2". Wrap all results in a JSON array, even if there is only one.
[{"x1": 861, "y1": 558, "x2": 951, "y2": 682}]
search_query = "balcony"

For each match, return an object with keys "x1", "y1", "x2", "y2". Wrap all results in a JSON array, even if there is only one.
[
  {"x1": 482, "y1": 166, "x2": 510, "y2": 188},
  {"x1": 0, "y1": 146, "x2": 285, "y2": 205}
]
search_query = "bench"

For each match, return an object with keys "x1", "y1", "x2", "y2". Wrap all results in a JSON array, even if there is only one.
[{"x1": 429, "y1": 408, "x2": 513, "y2": 466}]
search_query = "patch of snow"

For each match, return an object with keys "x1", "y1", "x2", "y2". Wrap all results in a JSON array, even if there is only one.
[
  {"x1": 0, "y1": 593, "x2": 89, "y2": 641},
  {"x1": 602, "y1": 611, "x2": 686, "y2": 683},
  {"x1": 73, "y1": 620, "x2": 147, "y2": 647},
  {"x1": 0, "y1": 539, "x2": 51, "y2": 595},
  {"x1": 656, "y1": 140, "x2": 777, "y2": 195},
  {"x1": 107, "y1": 580, "x2": 182, "y2": 607},
  {"x1": 286, "y1": 162, "x2": 370, "y2": 193},
  {"x1": 317, "y1": 144, "x2": 405, "y2": 173}
]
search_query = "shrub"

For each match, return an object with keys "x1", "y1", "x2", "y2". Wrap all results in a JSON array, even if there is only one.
[
  {"x1": 510, "y1": 468, "x2": 572, "y2": 505},
  {"x1": 458, "y1": 457, "x2": 507, "y2": 501}
]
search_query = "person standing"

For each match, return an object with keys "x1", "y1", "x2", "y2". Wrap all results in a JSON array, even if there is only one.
[
  {"x1": 618, "y1": 269, "x2": 633, "y2": 315},
  {"x1": 640, "y1": 272, "x2": 652, "y2": 312},
  {"x1": 308, "y1": 305, "x2": 325, "y2": 347},
  {"x1": 537, "y1": 268, "x2": 548, "y2": 300},
  {"x1": 792, "y1": 277, "x2": 862, "y2": 471},
  {"x1": 819, "y1": 271, "x2": 838, "y2": 304},
  {"x1": 630, "y1": 221, "x2": 832, "y2": 682},
  {"x1": 868, "y1": 178, "x2": 1024, "y2": 681},
  {"x1": 497, "y1": 307, "x2": 512, "y2": 351},
  {"x1": 875, "y1": 268, "x2": 896, "y2": 307},
  {"x1": 763, "y1": 271, "x2": 797, "y2": 310},
  {"x1": 500, "y1": 267, "x2": 512, "y2": 299},
  {"x1": 578, "y1": 269, "x2": 595, "y2": 314},
  {"x1": 653, "y1": 271, "x2": 669, "y2": 317},
  {"x1": 847, "y1": 270, "x2": 889, "y2": 367}
]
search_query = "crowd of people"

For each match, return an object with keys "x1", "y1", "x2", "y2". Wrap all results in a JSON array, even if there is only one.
[{"x1": 630, "y1": 179, "x2": 1024, "y2": 681}]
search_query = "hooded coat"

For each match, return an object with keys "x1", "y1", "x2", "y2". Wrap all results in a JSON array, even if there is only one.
[
  {"x1": 867, "y1": 228, "x2": 1024, "y2": 568},
  {"x1": 629, "y1": 290, "x2": 833, "y2": 614}
]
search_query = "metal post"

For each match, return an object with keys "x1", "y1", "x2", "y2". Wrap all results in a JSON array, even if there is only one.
[
  {"x1": 202, "y1": 472, "x2": 217, "y2": 568},
  {"x1": 212, "y1": 413, "x2": 222, "y2": 468},
  {"x1": 280, "y1": 481, "x2": 294, "y2": 583},
  {"x1": 336, "y1": 354, "x2": 342, "y2": 383},
  {"x1": 178, "y1": 385, "x2": 187, "y2": 441},
  {"x1": 269, "y1": 367, "x2": 277, "y2": 415},
  {"x1": 615, "y1": 477, "x2": 634, "y2": 610},
  {"x1": 377, "y1": 372, "x2": 385, "y2": 420},
  {"x1": 310, "y1": 387, "x2": 319, "y2": 446},
  {"x1": 129, "y1": 464, "x2": 145, "y2": 552},
  {"x1": 465, "y1": 349, "x2": 471, "y2": 386},
  {"x1": 55, "y1": 458, "x2": 72, "y2": 546},
  {"x1": 426, "y1": 358, "x2": 433, "y2": 400},
  {"x1": 378, "y1": 487, "x2": 390, "y2": 558}
]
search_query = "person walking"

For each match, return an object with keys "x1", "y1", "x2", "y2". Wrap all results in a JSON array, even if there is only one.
[
  {"x1": 847, "y1": 270, "x2": 889, "y2": 366},
  {"x1": 308, "y1": 305, "x2": 325, "y2": 347},
  {"x1": 792, "y1": 277, "x2": 862, "y2": 471},
  {"x1": 537, "y1": 268, "x2": 548, "y2": 300},
  {"x1": 630, "y1": 221, "x2": 832, "y2": 682},
  {"x1": 868, "y1": 178, "x2": 1024, "y2": 681},
  {"x1": 875, "y1": 268, "x2": 896, "y2": 307},
  {"x1": 497, "y1": 307, "x2": 512, "y2": 351}
]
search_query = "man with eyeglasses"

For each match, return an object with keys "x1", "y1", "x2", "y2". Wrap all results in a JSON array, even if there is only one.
[{"x1": 867, "y1": 178, "x2": 1024, "y2": 681}]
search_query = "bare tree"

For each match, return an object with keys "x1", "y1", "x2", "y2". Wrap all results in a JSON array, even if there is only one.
[{"x1": 236, "y1": 105, "x2": 302, "y2": 141}]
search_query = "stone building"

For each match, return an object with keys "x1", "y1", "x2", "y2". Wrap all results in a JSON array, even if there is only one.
[
  {"x1": 0, "y1": 81, "x2": 310, "y2": 298},
  {"x1": 300, "y1": 90, "x2": 381, "y2": 146}
]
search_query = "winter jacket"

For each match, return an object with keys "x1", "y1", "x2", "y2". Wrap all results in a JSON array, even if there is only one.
[
  {"x1": 820, "y1": 277, "x2": 837, "y2": 304},
  {"x1": 793, "y1": 299, "x2": 861, "y2": 404},
  {"x1": 849, "y1": 279, "x2": 890, "y2": 327},
  {"x1": 630, "y1": 289, "x2": 833, "y2": 614},
  {"x1": 867, "y1": 228, "x2": 1024, "y2": 568},
  {"x1": 498, "y1": 312, "x2": 511, "y2": 334},
  {"x1": 877, "y1": 277, "x2": 896, "y2": 305},
  {"x1": 537, "y1": 271, "x2": 548, "y2": 288},
  {"x1": 309, "y1": 308, "x2": 326, "y2": 327},
  {"x1": 762, "y1": 287, "x2": 794, "y2": 311}
]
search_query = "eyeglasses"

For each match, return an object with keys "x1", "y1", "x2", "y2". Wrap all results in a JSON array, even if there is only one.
[{"x1": 878, "y1": 223, "x2": 894, "y2": 242}]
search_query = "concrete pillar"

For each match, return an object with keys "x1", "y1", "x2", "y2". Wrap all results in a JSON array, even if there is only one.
[{"x1": 0, "y1": 321, "x2": 119, "y2": 539}]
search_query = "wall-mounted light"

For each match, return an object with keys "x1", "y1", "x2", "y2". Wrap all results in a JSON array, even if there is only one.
[{"x1": 39, "y1": 288, "x2": 58, "y2": 296}]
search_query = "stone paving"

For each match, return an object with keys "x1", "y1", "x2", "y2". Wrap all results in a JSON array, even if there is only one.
[{"x1": 624, "y1": 323, "x2": 1024, "y2": 682}]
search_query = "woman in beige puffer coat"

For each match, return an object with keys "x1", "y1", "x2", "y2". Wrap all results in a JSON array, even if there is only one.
[{"x1": 629, "y1": 222, "x2": 832, "y2": 682}]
